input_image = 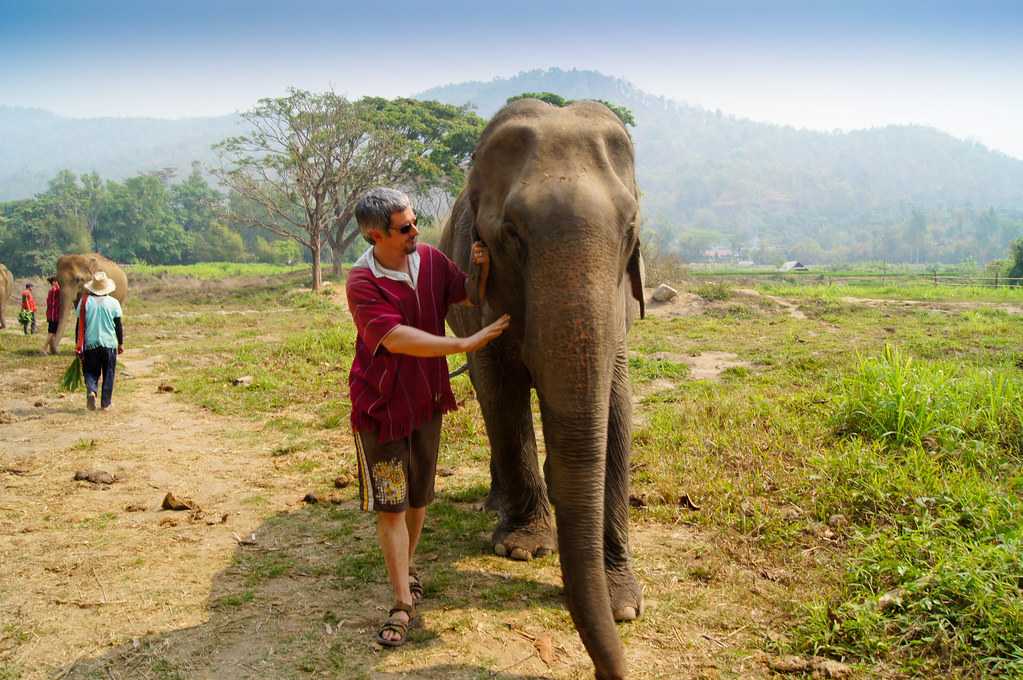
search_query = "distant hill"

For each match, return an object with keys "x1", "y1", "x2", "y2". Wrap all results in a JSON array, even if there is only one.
[
  {"x1": 418, "y1": 69, "x2": 1023, "y2": 253},
  {"x1": 4, "y1": 69, "x2": 1023, "y2": 262},
  {"x1": 0, "y1": 106, "x2": 241, "y2": 200}
]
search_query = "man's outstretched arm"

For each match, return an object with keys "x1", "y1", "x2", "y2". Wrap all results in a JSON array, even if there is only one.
[{"x1": 381, "y1": 314, "x2": 510, "y2": 358}]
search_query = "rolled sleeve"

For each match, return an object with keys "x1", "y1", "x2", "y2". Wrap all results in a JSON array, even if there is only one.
[
  {"x1": 441, "y1": 251, "x2": 469, "y2": 307},
  {"x1": 347, "y1": 278, "x2": 403, "y2": 355}
]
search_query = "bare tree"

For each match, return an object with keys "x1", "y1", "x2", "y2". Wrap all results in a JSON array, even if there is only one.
[{"x1": 215, "y1": 90, "x2": 363, "y2": 290}]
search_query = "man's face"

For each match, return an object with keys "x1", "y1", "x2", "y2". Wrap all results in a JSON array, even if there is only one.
[{"x1": 376, "y1": 206, "x2": 419, "y2": 255}]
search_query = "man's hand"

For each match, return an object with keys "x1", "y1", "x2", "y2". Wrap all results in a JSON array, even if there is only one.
[
  {"x1": 462, "y1": 314, "x2": 510, "y2": 353},
  {"x1": 117, "y1": 344, "x2": 124, "y2": 355},
  {"x1": 471, "y1": 241, "x2": 490, "y2": 268},
  {"x1": 462, "y1": 241, "x2": 491, "y2": 307}
]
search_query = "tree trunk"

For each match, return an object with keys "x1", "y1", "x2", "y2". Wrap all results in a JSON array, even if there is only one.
[
  {"x1": 310, "y1": 235, "x2": 322, "y2": 292},
  {"x1": 331, "y1": 250, "x2": 343, "y2": 279}
]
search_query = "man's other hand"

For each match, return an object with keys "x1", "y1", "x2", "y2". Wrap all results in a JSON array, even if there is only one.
[{"x1": 462, "y1": 314, "x2": 510, "y2": 353}]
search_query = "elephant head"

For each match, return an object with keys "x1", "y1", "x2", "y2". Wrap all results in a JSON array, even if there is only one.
[
  {"x1": 464, "y1": 99, "x2": 645, "y2": 679},
  {"x1": 47, "y1": 254, "x2": 128, "y2": 354}
]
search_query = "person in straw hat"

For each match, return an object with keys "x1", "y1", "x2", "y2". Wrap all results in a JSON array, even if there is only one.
[{"x1": 74, "y1": 271, "x2": 124, "y2": 411}]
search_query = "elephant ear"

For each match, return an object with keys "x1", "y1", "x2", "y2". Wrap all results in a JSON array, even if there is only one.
[
  {"x1": 87, "y1": 257, "x2": 99, "y2": 275},
  {"x1": 627, "y1": 241, "x2": 645, "y2": 319}
]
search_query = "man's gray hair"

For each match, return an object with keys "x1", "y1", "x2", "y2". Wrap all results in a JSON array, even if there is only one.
[{"x1": 355, "y1": 188, "x2": 411, "y2": 245}]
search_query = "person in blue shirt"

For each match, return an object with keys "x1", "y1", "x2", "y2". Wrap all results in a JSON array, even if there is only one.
[{"x1": 75, "y1": 271, "x2": 124, "y2": 411}]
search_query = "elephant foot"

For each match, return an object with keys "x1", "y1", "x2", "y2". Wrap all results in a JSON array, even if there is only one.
[
  {"x1": 607, "y1": 567, "x2": 643, "y2": 622},
  {"x1": 492, "y1": 517, "x2": 557, "y2": 561}
]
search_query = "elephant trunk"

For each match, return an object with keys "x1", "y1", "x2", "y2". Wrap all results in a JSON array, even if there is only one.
[
  {"x1": 542, "y1": 407, "x2": 626, "y2": 680},
  {"x1": 524, "y1": 251, "x2": 625, "y2": 679},
  {"x1": 49, "y1": 289, "x2": 75, "y2": 354}
]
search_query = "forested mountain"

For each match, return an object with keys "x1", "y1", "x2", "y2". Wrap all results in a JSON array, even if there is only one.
[
  {"x1": 0, "y1": 107, "x2": 240, "y2": 201},
  {"x1": 419, "y1": 69, "x2": 1023, "y2": 263},
  {"x1": 4, "y1": 68, "x2": 1023, "y2": 264}
]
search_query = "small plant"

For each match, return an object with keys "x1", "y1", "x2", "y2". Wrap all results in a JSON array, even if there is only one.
[{"x1": 695, "y1": 282, "x2": 731, "y2": 301}]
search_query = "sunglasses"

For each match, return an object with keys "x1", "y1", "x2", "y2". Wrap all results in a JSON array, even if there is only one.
[{"x1": 395, "y1": 220, "x2": 417, "y2": 235}]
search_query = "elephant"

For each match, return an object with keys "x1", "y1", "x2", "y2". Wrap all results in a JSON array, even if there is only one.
[
  {"x1": 440, "y1": 99, "x2": 646, "y2": 680},
  {"x1": 0, "y1": 263, "x2": 12, "y2": 329},
  {"x1": 46, "y1": 254, "x2": 128, "y2": 354}
]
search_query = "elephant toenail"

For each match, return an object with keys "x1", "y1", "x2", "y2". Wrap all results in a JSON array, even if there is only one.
[
  {"x1": 613, "y1": 606, "x2": 637, "y2": 622},
  {"x1": 510, "y1": 548, "x2": 532, "y2": 561},
  {"x1": 494, "y1": 543, "x2": 507, "y2": 556}
]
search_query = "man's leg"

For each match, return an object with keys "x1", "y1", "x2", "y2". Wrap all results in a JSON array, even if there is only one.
[
  {"x1": 405, "y1": 506, "x2": 426, "y2": 562},
  {"x1": 30, "y1": 313, "x2": 36, "y2": 334},
  {"x1": 82, "y1": 349, "x2": 101, "y2": 410},
  {"x1": 355, "y1": 427, "x2": 417, "y2": 643},
  {"x1": 406, "y1": 412, "x2": 441, "y2": 582},
  {"x1": 100, "y1": 348, "x2": 117, "y2": 409},
  {"x1": 377, "y1": 510, "x2": 413, "y2": 642}
]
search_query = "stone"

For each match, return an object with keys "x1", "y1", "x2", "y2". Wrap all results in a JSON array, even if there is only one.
[
  {"x1": 73, "y1": 470, "x2": 115, "y2": 485},
  {"x1": 651, "y1": 283, "x2": 678, "y2": 303},
  {"x1": 161, "y1": 492, "x2": 197, "y2": 511},
  {"x1": 231, "y1": 375, "x2": 253, "y2": 386}
]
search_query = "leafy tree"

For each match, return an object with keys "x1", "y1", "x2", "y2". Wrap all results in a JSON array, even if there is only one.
[
  {"x1": 323, "y1": 97, "x2": 485, "y2": 276},
  {"x1": 215, "y1": 91, "x2": 485, "y2": 286},
  {"x1": 506, "y1": 92, "x2": 635, "y2": 126},
  {"x1": 215, "y1": 90, "x2": 369, "y2": 289},
  {"x1": 95, "y1": 174, "x2": 191, "y2": 264},
  {"x1": 0, "y1": 196, "x2": 90, "y2": 275},
  {"x1": 171, "y1": 162, "x2": 222, "y2": 233},
  {"x1": 1007, "y1": 239, "x2": 1023, "y2": 284},
  {"x1": 192, "y1": 222, "x2": 247, "y2": 262}
]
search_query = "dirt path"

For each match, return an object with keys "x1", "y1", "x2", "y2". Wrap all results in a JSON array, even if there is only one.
[
  {"x1": 0, "y1": 342, "x2": 308, "y2": 678},
  {"x1": 1, "y1": 335, "x2": 808, "y2": 680},
  {"x1": 838, "y1": 296, "x2": 1023, "y2": 315}
]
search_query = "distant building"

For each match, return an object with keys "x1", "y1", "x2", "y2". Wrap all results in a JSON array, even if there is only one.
[
  {"x1": 702, "y1": 246, "x2": 734, "y2": 260},
  {"x1": 779, "y1": 261, "x2": 808, "y2": 272}
]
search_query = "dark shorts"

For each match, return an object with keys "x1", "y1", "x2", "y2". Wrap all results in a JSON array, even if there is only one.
[
  {"x1": 354, "y1": 412, "x2": 442, "y2": 513},
  {"x1": 47, "y1": 320, "x2": 58, "y2": 333}
]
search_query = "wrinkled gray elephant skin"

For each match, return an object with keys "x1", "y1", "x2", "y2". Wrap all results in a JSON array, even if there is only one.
[{"x1": 440, "y1": 99, "x2": 646, "y2": 680}]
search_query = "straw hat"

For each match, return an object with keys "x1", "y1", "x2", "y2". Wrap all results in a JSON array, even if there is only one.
[{"x1": 84, "y1": 271, "x2": 117, "y2": 296}]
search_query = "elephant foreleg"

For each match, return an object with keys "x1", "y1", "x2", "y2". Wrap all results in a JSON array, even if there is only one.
[
  {"x1": 604, "y1": 342, "x2": 643, "y2": 621},
  {"x1": 470, "y1": 338, "x2": 556, "y2": 560}
]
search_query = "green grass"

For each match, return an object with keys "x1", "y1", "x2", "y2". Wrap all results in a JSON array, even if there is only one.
[
  {"x1": 834, "y1": 344, "x2": 1023, "y2": 451},
  {"x1": 694, "y1": 281, "x2": 732, "y2": 301},
  {"x1": 147, "y1": 266, "x2": 1023, "y2": 678},
  {"x1": 127, "y1": 261, "x2": 307, "y2": 279},
  {"x1": 789, "y1": 347, "x2": 1023, "y2": 675}
]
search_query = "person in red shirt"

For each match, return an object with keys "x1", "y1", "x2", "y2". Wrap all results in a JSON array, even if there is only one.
[
  {"x1": 45, "y1": 276, "x2": 61, "y2": 348},
  {"x1": 346, "y1": 187, "x2": 508, "y2": 647},
  {"x1": 19, "y1": 282, "x2": 37, "y2": 335}
]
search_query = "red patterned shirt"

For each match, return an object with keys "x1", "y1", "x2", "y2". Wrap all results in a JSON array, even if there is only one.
[
  {"x1": 346, "y1": 243, "x2": 468, "y2": 443},
  {"x1": 20, "y1": 289, "x2": 37, "y2": 312},
  {"x1": 46, "y1": 284, "x2": 61, "y2": 322}
]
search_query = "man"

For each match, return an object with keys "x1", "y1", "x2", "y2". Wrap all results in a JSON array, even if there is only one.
[
  {"x1": 346, "y1": 188, "x2": 508, "y2": 647},
  {"x1": 19, "y1": 282, "x2": 37, "y2": 334},
  {"x1": 75, "y1": 271, "x2": 124, "y2": 411},
  {"x1": 45, "y1": 276, "x2": 61, "y2": 349}
]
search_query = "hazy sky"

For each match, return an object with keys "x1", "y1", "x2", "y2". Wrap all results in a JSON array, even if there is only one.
[{"x1": 2, "y1": 0, "x2": 1021, "y2": 158}]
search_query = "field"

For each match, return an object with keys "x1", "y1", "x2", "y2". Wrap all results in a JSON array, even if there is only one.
[{"x1": 2, "y1": 271, "x2": 1022, "y2": 679}]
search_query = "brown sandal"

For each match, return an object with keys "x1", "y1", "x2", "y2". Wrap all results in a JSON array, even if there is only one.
[
  {"x1": 376, "y1": 601, "x2": 416, "y2": 647},
  {"x1": 409, "y1": 568, "x2": 424, "y2": 603}
]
